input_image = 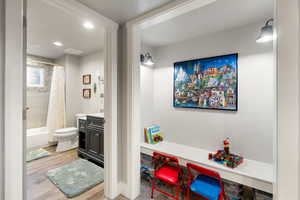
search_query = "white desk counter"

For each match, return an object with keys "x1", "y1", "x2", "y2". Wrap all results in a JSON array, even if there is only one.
[{"x1": 141, "y1": 142, "x2": 274, "y2": 193}]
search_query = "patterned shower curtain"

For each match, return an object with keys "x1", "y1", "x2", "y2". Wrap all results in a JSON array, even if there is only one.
[{"x1": 47, "y1": 66, "x2": 66, "y2": 142}]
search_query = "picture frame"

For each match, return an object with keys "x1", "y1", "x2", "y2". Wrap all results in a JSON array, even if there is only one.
[
  {"x1": 83, "y1": 74, "x2": 91, "y2": 85},
  {"x1": 173, "y1": 53, "x2": 238, "y2": 111},
  {"x1": 83, "y1": 88, "x2": 91, "y2": 99}
]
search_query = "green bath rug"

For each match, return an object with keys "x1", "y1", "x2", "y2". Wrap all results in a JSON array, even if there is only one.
[
  {"x1": 47, "y1": 159, "x2": 104, "y2": 198},
  {"x1": 26, "y1": 148, "x2": 51, "y2": 162}
]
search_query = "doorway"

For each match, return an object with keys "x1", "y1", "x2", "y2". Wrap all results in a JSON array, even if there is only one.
[
  {"x1": 125, "y1": 0, "x2": 278, "y2": 199},
  {"x1": 4, "y1": 0, "x2": 119, "y2": 199}
]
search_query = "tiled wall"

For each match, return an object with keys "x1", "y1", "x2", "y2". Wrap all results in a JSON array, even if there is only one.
[{"x1": 27, "y1": 55, "x2": 53, "y2": 129}]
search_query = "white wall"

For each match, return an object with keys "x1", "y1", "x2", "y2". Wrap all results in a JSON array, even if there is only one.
[
  {"x1": 142, "y1": 22, "x2": 275, "y2": 163},
  {"x1": 140, "y1": 45, "x2": 155, "y2": 130},
  {"x1": 80, "y1": 50, "x2": 104, "y2": 114},
  {"x1": 65, "y1": 55, "x2": 82, "y2": 127},
  {"x1": 56, "y1": 54, "x2": 82, "y2": 127},
  {"x1": 56, "y1": 51, "x2": 105, "y2": 126}
]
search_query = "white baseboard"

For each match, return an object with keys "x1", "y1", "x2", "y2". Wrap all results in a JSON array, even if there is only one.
[{"x1": 118, "y1": 182, "x2": 130, "y2": 199}]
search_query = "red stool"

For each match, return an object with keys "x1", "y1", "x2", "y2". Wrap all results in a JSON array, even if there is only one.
[
  {"x1": 151, "y1": 152, "x2": 183, "y2": 200},
  {"x1": 186, "y1": 163, "x2": 226, "y2": 200}
]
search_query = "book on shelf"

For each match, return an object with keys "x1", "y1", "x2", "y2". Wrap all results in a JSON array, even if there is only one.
[{"x1": 144, "y1": 125, "x2": 163, "y2": 144}]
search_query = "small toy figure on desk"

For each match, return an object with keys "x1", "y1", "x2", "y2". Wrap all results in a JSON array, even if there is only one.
[
  {"x1": 224, "y1": 137, "x2": 230, "y2": 154},
  {"x1": 208, "y1": 138, "x2": 244, "y2": 169}
]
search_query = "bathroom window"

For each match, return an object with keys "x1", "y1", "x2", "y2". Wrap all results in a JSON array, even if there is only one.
[{"x1": 27, "y1": 66, "x2": 45, "y2": 88}]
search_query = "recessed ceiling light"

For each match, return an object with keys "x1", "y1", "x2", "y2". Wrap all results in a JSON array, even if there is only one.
[
  {"x1": 64, "y1": 48, "x2": 84, "y2": 56},
  {"x1": 83, "y1": 21, "x2": 95, "y2": 30},
  {"x1": 53, "y1": 41, "x2": 63, "y2": 47}
]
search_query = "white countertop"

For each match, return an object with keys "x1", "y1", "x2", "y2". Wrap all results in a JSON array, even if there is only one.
[
  {"x1": 141, "y1": 141, "x2": 274, "y2": 193},
  {"x1": 89, "y1": 113, "x2": 104, "y2": 118},
  {"x1": 76, "y1": 113, "x2": 104, "y2": 120}
]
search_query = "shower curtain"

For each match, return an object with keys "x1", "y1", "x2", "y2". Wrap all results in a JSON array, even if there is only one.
[{"x1": 47, "y1": 66, "x2": 66, "y2": 142}]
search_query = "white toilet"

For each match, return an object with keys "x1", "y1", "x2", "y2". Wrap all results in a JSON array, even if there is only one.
[{"x1": 54, "y1": 127, "x2": 78, "y2": 152}]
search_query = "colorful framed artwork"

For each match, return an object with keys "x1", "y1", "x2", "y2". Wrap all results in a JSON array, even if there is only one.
[
  {"x1": 174, "y1": 54, "x2": 238, "y2": 111},
  {"x1": 83, "y1": 89, "x2": 91, "y2": 99},
  {"x1": 83, "y1": 74, "x2": 91, "y2": 85}
]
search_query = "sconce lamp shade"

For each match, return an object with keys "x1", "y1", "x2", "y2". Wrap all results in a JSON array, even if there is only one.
[
  {"x1": 140, "y1": 52, "x2": 154, "y2": 66},
  {"x1": 256, "y1": 19, "x2": 275, "y2": 43}
]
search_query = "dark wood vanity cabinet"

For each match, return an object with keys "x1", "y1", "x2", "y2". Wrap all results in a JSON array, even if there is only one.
[
  {"x1": 78, "y1": 116, "x2": 104, "y2": 166},
  {"x1": 78, "y1": 119, "x2": 87, "y2": 150}
]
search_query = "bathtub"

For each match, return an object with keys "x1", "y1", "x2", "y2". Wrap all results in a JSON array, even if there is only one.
[{"x1": 27, "y1": 127, "x2": 49, "y2": 149}]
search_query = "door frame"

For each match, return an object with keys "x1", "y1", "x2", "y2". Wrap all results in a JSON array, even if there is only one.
[
  {"x1": 124, "y1": 0, "x2": 219, "y2": 198},
  {"x1": 0, "y1": 0, "x2": 4, "y2": 199},
  {"x1": 4, "y1": 0, "x2": 120, "y2": 199},
  {"x1": 125, "y1": 0, "x2": 299, "y2": 199}
]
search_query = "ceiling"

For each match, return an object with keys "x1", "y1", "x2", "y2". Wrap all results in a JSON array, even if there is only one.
[
  {"x1": 141, "y1": 0, "x2": 274, "y2": 47},
  {"x1": 27, "y1": 0, "x2": 105, "y2": 59},
  {"x1": 76, "y1": 0, "x2": 173, "y2": 24},
  {"x1": 27, "y1": 0, "x2": 274, "y2": 58}
]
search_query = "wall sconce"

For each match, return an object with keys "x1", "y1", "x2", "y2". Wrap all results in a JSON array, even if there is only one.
[
  {"x1": 256, "y1": 18, "x2": 276, "y2": 43},
  {"x1": 140, "y1": 52, "x2": 154, "y2": 66}
]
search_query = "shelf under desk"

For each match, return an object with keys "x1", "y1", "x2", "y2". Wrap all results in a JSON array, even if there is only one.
[{"x1": 141, "y1": 141, "x2": 274, "y2": 193}]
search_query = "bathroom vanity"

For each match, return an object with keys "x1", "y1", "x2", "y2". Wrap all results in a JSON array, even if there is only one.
[{"x1": 77, "y1": 114, "x2": 104, "y2": 166}]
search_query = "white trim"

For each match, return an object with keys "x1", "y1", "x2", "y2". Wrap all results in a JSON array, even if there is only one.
[
  {"x1": 276, "y1": 0, "x2": 300, "y2": 199},
  {"x1": 272, "y1": 0, "x2": 278, "y2": 198},
  {"x1": 4, "y1": 0, "x2": 120, "y2": 199},
  {"x1": 104, "y1": 27, "x2": 119, "y2": 199},
  {"x1": 126, "y1": 0, "x2": 216, "y2": 29},
  {"x1": 125, "y1": 25, "x2": 142, "y2": 199},
  {"x1": 0, "y1": 0, "x2": 5, "y2": 199},
  {"x1": 118, "y1": 182, "x2": 129, "y2": 198},
  {"x1": 124, "y1": 0, "x2": 218, "y2": 199},
  {"x1": 5, "y1": 0, "x2": 26, "y2": 199}
]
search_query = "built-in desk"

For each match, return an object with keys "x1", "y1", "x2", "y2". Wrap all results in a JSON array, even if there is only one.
[{"x1": 141, "y1": 142, "x2": 274, "y2": 193}]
